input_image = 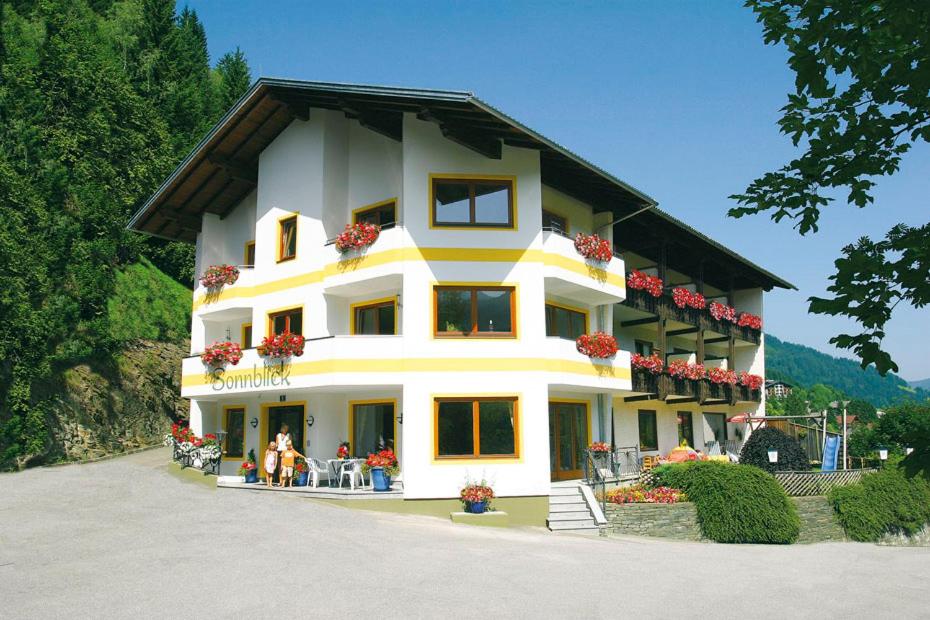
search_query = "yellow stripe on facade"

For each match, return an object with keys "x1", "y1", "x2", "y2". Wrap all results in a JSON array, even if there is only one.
[
  {"x1": 181, "y1": 357, "x2": 631, "y2": 388},
  {"x1": 193, "y1": 246, "x2": 624, "y2": 309}
]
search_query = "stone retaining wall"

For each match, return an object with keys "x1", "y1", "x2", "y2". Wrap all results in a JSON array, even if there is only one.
[{"x1": 605, "y1": 496, "x2": 846, "y2": 543}]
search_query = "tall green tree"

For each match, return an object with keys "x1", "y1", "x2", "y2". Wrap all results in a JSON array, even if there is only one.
[
  {"x1": 215, "y1": 46, "x2": 251, "y2": 112},
  {"x1": 731, "y1": 1, "x2": 930, "y2": 375}
]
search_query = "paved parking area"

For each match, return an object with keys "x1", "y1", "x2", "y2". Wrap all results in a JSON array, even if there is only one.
[{"x1": 1, "y1": 448, "x2": 928, "y2": 619}]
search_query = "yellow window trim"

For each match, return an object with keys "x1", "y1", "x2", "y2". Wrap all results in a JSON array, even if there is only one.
[
  {"x1": 352, "y1": 198, "x2": 398, "y2": 224},
  {"x1": 222, "y1": 404, "x2": 248, "y2": 459},
  {"x1": 428, "y1": 173, "x2": 518, "y2": 231},
  {"x1": 347, "y1": 398, "x2": 399, "y2": 458},
  {"x1": 266, "y1": 304, "x2": 304, "y2": 338},
  {"x1": 349, "y1": 296, "x2": 399, "y2": 335},
  {"x1": 276, "y1": 213, "x2": 298, "y2": 263},
  {"x1": 241, "y1": 322, "x2": 252, "y2": 348},
  {"x1": 544, "y1": 300, "x2": 590, "y2": 334},
  {"x1": 431, "y1": 393, "x2": 522, "y2": 464},
  {"x1": 431, "y1": 280, "x2": 519, "y2": 340},
  {"x1": 243, "y1": 240, "x2": 256, "y2": 266}
]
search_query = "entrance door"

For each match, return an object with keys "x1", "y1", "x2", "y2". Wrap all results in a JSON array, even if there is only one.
[
  {"x1": 266, "y1": 404, "x2": 305, "y2": 456},
  {"x1": 549, "y1": 401, "x2": 589, "y2": 481}
]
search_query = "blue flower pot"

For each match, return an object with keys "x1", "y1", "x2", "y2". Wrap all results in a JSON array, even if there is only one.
[
  {"x1": 244, "y1": 469, "x2": 258, "y2": 484},
  {"x1": 467, "y1": 500, "x2": 487, "y2": 514},
  {"x1": 295, "y1": 471, "x2": 309, "y2": 487},
  {"x1": 371, "y1": 467, "x2": 392, "y2": 492}
]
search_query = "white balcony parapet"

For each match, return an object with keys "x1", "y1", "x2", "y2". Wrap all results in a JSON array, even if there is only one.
[{"x1": 541, "y1": 231, "x2": 626, "y2": 305}]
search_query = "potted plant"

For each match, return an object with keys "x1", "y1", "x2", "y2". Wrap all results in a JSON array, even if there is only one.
[
  {"x1": 257, "y1": 331, "x2": 305, "y2": 358},
  {"x1": 337, "y1": 441, "x2": 350, "y2": 459},
  {"x1": 335, "y1": 222, "x2": 380, "y2": 253},
  {"x1": 575, "y1": 332, "x2": 618, "y2": 359},
  {"x1": 199, "y1": 264, "x2": 240, "y2": 289},
  {"x1": 293, "y1": 458, "x2": 309, "y2": 487},
  {"x1": 363, "y1": 449, "x2": 399, "y2": 492},
  {"x1": 460, "y1": 481, "x2": 495, "y2": 514},
  {"x1": 239, "y1": 449, "x2": 258, "y2": 483},
  {"x1": 200, "y1": 341, "x2": 243, "y2": 368},
  {"x1": 573, "y1": 232, "x2": 612, "y2": 262}
]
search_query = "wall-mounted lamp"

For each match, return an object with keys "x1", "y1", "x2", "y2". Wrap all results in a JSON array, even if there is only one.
[
  {"x1": 767, "y1": 449, "x2": 779, "y2": 464},
  {"x1": 307, "y1": 415, "x2": 315, "y2": 428},
  {"x1": 397, "y1": 412, "x2": 403, "y2": 425},
  {"x1": 250, "y1": 417, "x2": 258, "y2": 429}
]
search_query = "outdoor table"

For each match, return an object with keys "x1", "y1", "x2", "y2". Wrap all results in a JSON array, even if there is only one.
[{"x1": 326, "y1": 458, "x2": 362, "y2": 488}]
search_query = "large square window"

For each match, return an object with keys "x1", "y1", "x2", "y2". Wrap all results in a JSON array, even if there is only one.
[
  {"x1": 435, "y1": 398, "x2": 518, "y2": 459},
  {"x1": 545, "y1": 303, "x2": 587, "y2": 340},
  {"x1": 432, "y1": 178, "x2": 514, "y2": 228},
  {"x1": 353, "y1": 299, "x2": 396, "y2": 335},
  {"x1": 269, "y1": 307, "x2": 302, "y2": 337},
  {"x1": 434, "y1": 286, "x2": 515, "y2": 337}
]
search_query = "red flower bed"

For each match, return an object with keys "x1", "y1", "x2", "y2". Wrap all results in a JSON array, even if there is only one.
[
  {"x1": 200, "y1": 341, "x2": 243, "y2": 367},
  {"x1": 737, "y1": 371, "x2": 764, "y2": 391},
  {"x1": 667, "y1": 359, "x2": 706, "y2": 381},
  {"x1": 671, "y1": 287, "x2": 706, "y2": 309},
  {"x1": 576, "y1": 332, "x2": 619, "y2": 358},
  {"x1": 590, "y1": 441, "x2": 610, "y2": 453},
  {"x1": 627, "y1": 269, "x2": 664, "y2": 297},
  {"x1": 335, "y1": 222, "x2": 380, "y2": 253},
  {"x1": 257, "y1": 331, "x2": 305, "y2": 358},
  {"x1": 171, "y1": 423, "x2": 195, "y2": 444},
  {"x1": 631, "y1": 352, "x2": 664, "y2": 374},
  {"x1": 200, "y1": 264, "x2": 239, "y2": 289},
  {"x1": 706, "y1": 366, "x2": 738, "y2": 385},
  {"x1": 573, "y1": 232, "x2": 613, "y2": 262},
  {"x1": 737, "y1": 312, "x2": 763, "y2": 330},
  {"x1": 709, "y1": 301, "x2": 737, "y2": 323},
  {"x1": 606, "y1": 485, "x2": 686, "y2": 504},
  {"x1": 460, "y1": 482, "x2": 495, "y2": 505}
]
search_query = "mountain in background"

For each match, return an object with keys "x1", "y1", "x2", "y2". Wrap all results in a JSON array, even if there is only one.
[
  {"x1": 765, "y1": 335, "x2": 930, "y2": 407},
  {"x1": 909, "y1": 378, "x2": 930, "y2": 390}
]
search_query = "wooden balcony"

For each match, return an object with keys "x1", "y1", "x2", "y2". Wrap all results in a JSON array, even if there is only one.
[
  {"x1": 631, "y1": 369, "x2": 659, "y2": 395},
  {"x1": 734, "y1": 385, "x2": 762, "y2": 403},
  {"x1": 662, "y1": 375, "x2": 700, "y2": 400},
  {"x1": 701, "y1": 381, "x2": 732, "y2": 404}
]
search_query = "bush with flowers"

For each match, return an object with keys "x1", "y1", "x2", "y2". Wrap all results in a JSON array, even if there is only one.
[
  {"x1": 335, "y1": 222, "x2": 380, "y2": 253},
  {"x1": 627, "y1": 269, "x2": 664, "y2": 297},
  {"x1": 238, "y1": 453, "x2": 257, "y2": 477},
  {"x1": 200, "y1": 341, "x2": 243, "y2": 368},
  {"x1": 460, "y1": 480, "x2": 495, "y2": 511},
  {"x1": 573, "y1": 232, "x2": 613, "y2": 262},
  {"x1": 337, "y1": 441, "x2": 350, "y2": 459},
  {"x1": 667, "y1": 359, "x2": 706, "y2": 381},
  {"x1": 737, "y1": 371, "x2": 764, "y2": 391},
  {"x1": 590, "y1": 441, "x2": 610, "y2": 453},
  {"x1": 200, "y1": 264, "x2": 239, "y2": 289},
  {"x1": 576, "y1": 332, "x2": 619, "y2": 358},
  {"x1": 709, "y1": 301, "x2": 737, "y2": 323},
  {"x1": 671, "y1": 287, "x2": 706, "y2": 309},
  {"x1": 706, "y1": 367, "x2": 738, "y2": 385},
  {"x1": 631, "y1": 352, "x2": 664, "y2": 374},
  {"x1": 362, "y1": 449, "x2": 399, "y2": 477},
  {"x1": 257, "y1": 331, "x2": 305, "y2": 358},
  {"x1": 606, "y1": 485, "x2": 686, "y2": 505},
  {"x1": 737, "y1": 312, "x2": 763, "y2": 330}
]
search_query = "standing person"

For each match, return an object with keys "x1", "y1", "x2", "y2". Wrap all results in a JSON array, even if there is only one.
[
  {"x1": 279, "y1": 440, "x2": 306, "y2": 488},
  {"x1": 263, "y1": 442, "x2": 278, "y2": 488},
  {"x1": 274, "y1": 424, "x2": 291, "y2": 486}
]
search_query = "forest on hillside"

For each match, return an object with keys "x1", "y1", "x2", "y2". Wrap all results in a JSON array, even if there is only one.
[
  {"x1": 765, "y1": 334, "x2": 929, "y2": 408},
  {"x1": 0, "y1": 0, "x2": 250, "y2": 469}
]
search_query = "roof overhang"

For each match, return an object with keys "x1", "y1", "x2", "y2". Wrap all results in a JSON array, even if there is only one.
[{"x1": 128, "y1": 78, "x2": 794, "y2": 291}]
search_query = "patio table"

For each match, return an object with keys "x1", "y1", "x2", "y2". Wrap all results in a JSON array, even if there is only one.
[{"x1": 326, "y1": 458, "x2": 362, "y2": 488}]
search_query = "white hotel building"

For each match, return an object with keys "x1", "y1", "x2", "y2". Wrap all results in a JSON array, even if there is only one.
[{"x1": 130, "y1": 79, "x2": 792, "y2": 527}]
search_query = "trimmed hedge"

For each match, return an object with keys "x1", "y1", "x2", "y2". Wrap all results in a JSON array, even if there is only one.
[
  {"x1": 828, "y1": 465, "x2": 930, "y2": 542},
  {"x1": 739, "y1": 427, "x2": 808, "y2": 473},
  {"x1": 651, "y1": 461, "x2": 800, "y2": 544}
]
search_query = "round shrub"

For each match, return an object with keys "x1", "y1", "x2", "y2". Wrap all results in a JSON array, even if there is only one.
[
  {"x1": 650, "y1": 461, "x2": 800, "y2": 544},
  {"x1": 829, "y1": 466, "x2": 930, "y2": 542},
  {"x1": 739, "y1": 427, "x2": 808, "y2": 472}
]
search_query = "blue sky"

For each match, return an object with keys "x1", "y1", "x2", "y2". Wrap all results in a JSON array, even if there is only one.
[{"x1": 187, "y1": 1, "x2": 930, "y2": 380}]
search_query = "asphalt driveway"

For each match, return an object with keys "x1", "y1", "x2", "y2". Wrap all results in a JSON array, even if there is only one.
[{"x1": 1, "y1": 448, "x2": 927, "y2": 619}]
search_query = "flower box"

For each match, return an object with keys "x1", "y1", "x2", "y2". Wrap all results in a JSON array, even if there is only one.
[
  {"x1": 631, "y1": 352, "x2": 663, "y2": 374},
  {"x1": 627, "y1": 269, "x2": 663, "y2": 297},
  {"x1": 576, "y1": 332, "x2": 619, "y2": 359},
  {"x1": 200, "y1": 341, "x2": 243, "y2": 368},
  {"x1": 671, "y1": 287, "x2": 706, "y2": 310},
  {"x1": 257, "y1": 331, "x2": 305, "y2": 359},
  {"x1": 573, "y1": 232, "x2": 612, "y2": 262},
  {"x1": 200, "y1": 264, "x2": 240, "y2": 289},
  {"x1": 335, "y1": 222, "x2": 380, "y2": 253}
]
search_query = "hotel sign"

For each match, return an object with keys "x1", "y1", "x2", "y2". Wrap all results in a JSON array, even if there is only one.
[{"x1": 211, "y1": 363, "x2": 291, "y2": 391}]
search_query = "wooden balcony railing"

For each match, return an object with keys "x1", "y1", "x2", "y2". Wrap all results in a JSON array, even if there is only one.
[
  {"x1": 631, "y1": 370, "x2": 659, "y2": 395},
  {"x1": 621, "y1": 289, "x2": 761, "y2": 345}
]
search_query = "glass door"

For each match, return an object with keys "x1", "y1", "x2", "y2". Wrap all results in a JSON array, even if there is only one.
[
  {"x1": 549, "y1": 402, "x2": 588, "y2": 481},
  {"x1": 266, "y1": 405, "x2": 305, "y2": 455}
]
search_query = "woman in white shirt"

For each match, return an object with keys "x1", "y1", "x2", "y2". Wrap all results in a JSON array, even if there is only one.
[{"x1": 274, "y1": 424, "x2": 291, "y2": 486}]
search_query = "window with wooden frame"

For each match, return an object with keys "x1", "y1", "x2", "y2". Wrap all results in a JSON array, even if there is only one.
[
  {"x1": 432, "y1": 177, "x2": 514, "y2": 228},
  {"x1": 434, "y1": 397, "x2": 518, "y2": 459},
  {"x1": 241, "y1": 323, "x2": 252, "y2": 348},
  {"x1": 634, "y1": 340, "x2": 654, "y2": 356},
  {"x1": 268, "y1": 307, "x2": 302, "y2": 337},
  {"x1": 677, "y1": 411, "x2": 694, "y2": 448},
  {"x1": 224, "y1": 407, "x2": 245, "y2": 458},
  {"x1": 354, "y1": 200, "x2": 396, "y2": 227},
  {"x1": 542, "y1": 210, "x2": 568, "y2": 235},
  {"x1": 638, "y1": 409, "x2": 658, "y2": 451},
  {"x1": 278, "y1": 215, "x2": 297, "y2": 262},
  {"x1": 545, "y1": 303, "x2": 587, "y2": 340},
  {"x1": 244, "y1": 241, "x2": 256, "y2": 267},
  {"x1": 352, "y1": 298, "x2": 396, "y2": 335},
  {"x1": 434, "y1": 286, "x2": 515, "y2": 337}
]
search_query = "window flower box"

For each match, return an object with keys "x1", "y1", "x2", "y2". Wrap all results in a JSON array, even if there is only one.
[
  {"x1": 573, "y1": 232, "x2": 612, "y2": 262},
  {"x1": 706, "y1": 367, "x2": 738, "y2": 385},
  {"x1": 257, "y1": 331, "x2": 305, "y2": 359},
  {"x1": 335, "y1": 222, "x2": 380, "y2": 253},
  {"x1": 576, "y1": 332, "x2": 619, "y2": 358},
  {"x1": 627, "y1": 269, "x2": 663, "y2": 297},
  {"x1": 671, "y1": 287, "x2": 706, "y2": 310},
  {"x1": 199, "y1": 264, "x2": 239, "y2": 289},
  {"x1": 709, "y1": 301, "x2": 737, "y2": 323},
  {"x1": 667, "y1": 359, "x2": 706, "y2": 381},
  {"x1": 737, "y1": 371, "x2": 763, "y2": 391},
  {"x1": 200, "y1": 341, "x2": 243, "y2": 368},
  {"x1": 737, "y1": 312, "x2": 762, "y2": 330}
]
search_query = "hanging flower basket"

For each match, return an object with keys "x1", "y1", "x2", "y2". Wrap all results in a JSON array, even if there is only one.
[
  {"x1": 709, "y1": 301, "x2": 737, "y2": 323},
  {"x1": 737, "y1": 312, "x2": 763, "y2": 330},
  {"x1": 627, "y1": 269, "x2": 664, "y2": 297},
  {"x1": 631, "y1": 352, "x2": 664, "y2": 374},
  {"x1": 576, "y1": 332, "x2": 618, "y2": 358},
  {"x1": 335, "y1": 222, "x2": 380, "y2": 253},
  {"x1": 737, "y1": 371, "x2": 764, "y2": 391},
  {"x1": 573, "y1": 232, "x2": 613, "y2": 262},
  {"x1": 200, "y1": 341, "x2": 243, "y2": 368},
  {"x1": 200, "y1": 264, "x2": 240, "y2": 289},
  {"x1": 667, "y1": 359, "x2": 706, "y2": 381},
  {"x1": 257, "y1": 331, "x2": 305, "y2": 358},
  {"x1": 706, "y1": 367, "x2": 738, "y2": 385},
  {"x1": 671, "y1": 287, "x2": 706, "y2": 309}
]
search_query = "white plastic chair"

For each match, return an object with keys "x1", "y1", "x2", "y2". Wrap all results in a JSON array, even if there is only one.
[
  {"x1": 705, "y1": 441, "x2": 721, "y2": 456},
  {"x1": 339, "y1": 459, "x2": 365, "y2": 490},
  {"x1": 307, "y1": 458, "x2": 330, "y2": 488}
]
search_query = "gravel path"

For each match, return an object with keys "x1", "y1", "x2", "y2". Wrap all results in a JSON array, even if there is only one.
[{"x1": 1, "y1": 448, "x2": 927, "y2": 619}]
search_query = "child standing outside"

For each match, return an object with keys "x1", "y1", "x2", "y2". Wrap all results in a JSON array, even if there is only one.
[
  {"x1": 279, "y1": 440, "x2": 306, "y2": 488},
  {"x1": 263, "y1": 441, "x2": 278, "y2": 488}
]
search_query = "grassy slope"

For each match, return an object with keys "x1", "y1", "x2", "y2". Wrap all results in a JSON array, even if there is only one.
[
  {"x1": 765, "y1": 334, "x2": 930, "y2": 407},
  {"x1": 107, "y1": 257, "x2": 191, "y2": 343}
]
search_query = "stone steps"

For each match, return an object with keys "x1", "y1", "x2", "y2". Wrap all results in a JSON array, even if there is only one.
[{"x1": 547, "y1": 484, "x2": 599, "y2": 532}]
